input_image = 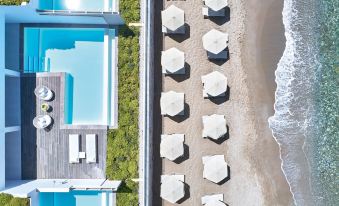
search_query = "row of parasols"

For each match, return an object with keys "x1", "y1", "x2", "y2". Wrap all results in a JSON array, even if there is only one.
[
  {"x1": 161, "y1": 1, "x2": 230, "y2": 205},
  {"x1": 160, "y1": 155, "x2": 228, "y2": 205},
  {"x1": 162, "y1": 3, "x2": 229, "y2": 60}
]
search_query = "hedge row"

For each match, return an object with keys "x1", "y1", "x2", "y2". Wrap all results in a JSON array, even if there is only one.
[{"x1": 106, "y1": 25, "x2": 140, "y2": 206}]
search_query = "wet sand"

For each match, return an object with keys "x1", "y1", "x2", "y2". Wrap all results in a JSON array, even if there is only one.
[{"x1": 152, "y1": 0, "x2": 294, "y2": 205}]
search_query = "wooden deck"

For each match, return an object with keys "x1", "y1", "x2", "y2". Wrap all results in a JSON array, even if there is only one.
[{"x1": 21, "y1": 73, "x2": 107, "y2": 179}]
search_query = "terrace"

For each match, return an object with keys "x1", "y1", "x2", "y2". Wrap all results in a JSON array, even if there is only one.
[
  {"x1": 0, "y1": 1, "x2": 125, "y2": 205},
  {"x1": 20, "y1": 73, "x2": 108, "y2": 179}
]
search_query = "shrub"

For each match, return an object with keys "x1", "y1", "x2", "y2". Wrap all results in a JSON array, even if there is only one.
[
  {"x1": 0, "y1": 193, "x2": 29, "y2": 206},
  {"x1": 119, "y1": 0, "x2": 140, "y2": 24},
  {"x1": 0, "y1": 0, "x2": 29, "y2": 6}
]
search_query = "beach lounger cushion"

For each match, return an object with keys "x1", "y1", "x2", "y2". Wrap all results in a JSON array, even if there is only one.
[
  {"x1": 69, "y1": 134, "x2": 80, "y2": 163},
  {"x1": 86, "y1": 134, "x2": 97, "y2": 163}
]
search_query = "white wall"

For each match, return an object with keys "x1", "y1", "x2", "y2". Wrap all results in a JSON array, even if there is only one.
[
  {"x1": 0, "y1": 13, "x2": 6, "y2": 190},
  {"x1": 5, "y1": 131, "x2": 21, "y2": 180},
  {"x1": 5, "y1": 24, "x2": 20, "y2": 71}
]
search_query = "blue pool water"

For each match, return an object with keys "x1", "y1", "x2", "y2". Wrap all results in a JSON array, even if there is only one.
[
  {"x1": 40, "y1": 190, "x2": 112, "y2": 206},
  {"x1": 39, "y1": 0, "x2": 115, "y2": 12},
  {"x1": 24, "y1": 27, "x2": 114, "y2": 125}
]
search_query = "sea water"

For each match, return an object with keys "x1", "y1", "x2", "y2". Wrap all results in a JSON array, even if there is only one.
[{"x1": 268, "y1": 0, "x2": 338, "y2": 205}]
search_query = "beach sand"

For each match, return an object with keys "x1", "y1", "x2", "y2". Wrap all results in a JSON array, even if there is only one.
[{"x1": 152, "y1": 0, "x2": 294, "y2": 205}]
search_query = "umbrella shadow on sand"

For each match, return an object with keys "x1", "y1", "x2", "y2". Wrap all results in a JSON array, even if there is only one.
[
  {"x1": 208, "y1": 85, "x2": 231, "y2": 105},
  {"x1": 168, "y1": 103, "x2": 190, "y2": 123},
  {"x1": 167, "y1": 23, "x2": 191, "y2": 43},
  {"x1": 166, "y1": 63, "x2": 191, "y2": 82},
  {"x1": 174, "y1": 144, "x2": 190, "y2": 164},
  {"x1": 209, "y1": 48, "x2": 230, "y2": 66},
  {"x1": 208, "y1": 7, "x2": 231, "y2": 26},
  {"x1": 177, "y1": 183, "x2": 191, "y2": 204},
  {"x1": 217, "y1": 165, "x2": 231, "y2": 185},
  {"x1": 208, "y1": 125, "x2": 230, "y2": 145}
]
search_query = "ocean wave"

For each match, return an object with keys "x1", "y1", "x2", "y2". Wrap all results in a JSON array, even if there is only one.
[{"x1": 268, "y1": 0, "x2": 321, "y2": 205}]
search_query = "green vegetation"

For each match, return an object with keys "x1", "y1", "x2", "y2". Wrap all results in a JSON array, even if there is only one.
[
  {"x1": 0, "y1": 193, "x2": 29, "y2": 206},
  {"x1": 0, "y1": 0, "x2": 28, "y2": 5},
  {"x1": 119, "y1": 0, "x2": 140, "y2": 24},
  {"x1": 106, "y1": 25, "x2": 140, "y2": 206},
  {"x1": 106, "y1": 0, "x2": 140, "y2": 204}
]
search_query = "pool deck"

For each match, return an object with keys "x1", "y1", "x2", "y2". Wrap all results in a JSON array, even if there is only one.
[{"x1": 21, "y1": 72, "x2": 108, "y2": 179}]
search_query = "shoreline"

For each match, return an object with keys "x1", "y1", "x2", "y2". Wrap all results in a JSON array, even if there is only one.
[{"x1": 242, "y1": 0, "x2": 294, "y2": 205}]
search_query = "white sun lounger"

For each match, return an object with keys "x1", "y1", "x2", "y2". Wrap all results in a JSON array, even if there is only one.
[
  {"x1": 86, "y1": 134, "x2": 97, "y2": 163},
  {"x1": 202, "y1": 7, "x2": 225, "y2": 17},
  {"x1": 69, "y1": 134, "x2": 80, "y2": 163}
]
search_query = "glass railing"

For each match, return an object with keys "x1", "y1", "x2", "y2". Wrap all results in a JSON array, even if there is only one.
[
  {"x1": 23, "y1": 56, "x2": 50, "y2": 73},
  {"x1": 38, "y1": 0, "x2": 116, "y2": 12}
]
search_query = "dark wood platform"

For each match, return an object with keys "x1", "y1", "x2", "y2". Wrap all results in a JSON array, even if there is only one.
[{"x1": 21, "y1": 73, "x2": 107, "y2": 179}]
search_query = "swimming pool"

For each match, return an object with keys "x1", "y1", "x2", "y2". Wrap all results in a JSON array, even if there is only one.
[
  {"x1": 39, "y1": 190, "x2": 114, "y2": 206},
  {"x1": 24, "y1": 27, "x2": 115, "y2": 126},
  {"x1": 39, "y1": 0, "x2": 116, "y2": 12}
]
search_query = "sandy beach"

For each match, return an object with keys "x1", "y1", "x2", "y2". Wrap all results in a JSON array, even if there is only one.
[{"x1": 152, "y1": 0, "x2": 294, "y2": 205}]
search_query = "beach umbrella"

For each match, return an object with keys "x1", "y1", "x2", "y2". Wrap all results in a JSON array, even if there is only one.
[
  {"x1": 203, "y1": 155, "x2": 228, "y2": 183},
  {"x1": 160, "y1": 91, "x2": 185, "y2": 116},
  {"x1": 160, "y1": 134, "x2": 185, "y2": 161},
  {"x1": 202, "y1": 71, "x2": 227, "y2": 97},
  {"x1": 205, "y1": 200, "x2": 227, "y2": 206},
  {"x1": 202, "y1": 114, "x2": 227, "y2": 140},
  {"x1": 161, "y1": 175, "x2": 185, "y2": 203},
  {"x1": 202, "y1": 29, "x2": 228, "y2": 54},
  {"x1": 161, "y1": 48, "x2": 185, "y2": 73},
  {"x1": 205, "y1": 0, "x2": 228, "y2": 12},
  {"x1": 161, "y1": 5, "x2": 185, "y2": 31}
]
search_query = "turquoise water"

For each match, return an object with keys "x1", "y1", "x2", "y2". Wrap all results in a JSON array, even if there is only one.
[
  {"x1": 311, "y1": 0, "x2": 338, "y2": 204},
  {"x1": 39, "y1": 190, "x2": 111, "y2": 206},
  {"x1": 39, "y1": 0, "x2": 115, "y2": 12},
  {"x1": 269, "y1": 0, "x2": 338, "y2": 205},
  {"x1": 24, "y1": 27, "x2": 114, "y2": 125}
]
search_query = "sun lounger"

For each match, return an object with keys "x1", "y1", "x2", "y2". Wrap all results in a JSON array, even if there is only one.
[
  {"x1": 207, "y1": 50, "x2": 228, "y2": 60},
  {"x1": 162, "y1": 25, "x2": 186, "y2": 34},
  {"x1": 86, "y1": 134, "x2": 97, "y2": 163},
  {"x1": 202, "y1": 7, "x2": 225, "y2": 17},
  {"x1": 69, "y1": 134, "x2": 80, "y2": 163}
]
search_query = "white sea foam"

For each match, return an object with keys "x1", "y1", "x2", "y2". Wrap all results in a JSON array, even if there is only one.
[{"x1": 268, "y1": 0, "x2": 320, "y2": 205}]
